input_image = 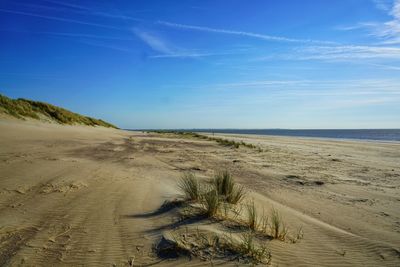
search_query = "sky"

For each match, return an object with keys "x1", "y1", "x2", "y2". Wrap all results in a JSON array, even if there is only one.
[{"x1": 0, "y1": 0, "x2": 400, "y2": 129}]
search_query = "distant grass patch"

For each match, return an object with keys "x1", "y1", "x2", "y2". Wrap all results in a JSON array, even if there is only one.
[
  {"x1": 152, "y1": 130, "x2": 263, "y2": 151},
  {"x1": 0, "y1": 94, "x2": 117, "y2": 128}
]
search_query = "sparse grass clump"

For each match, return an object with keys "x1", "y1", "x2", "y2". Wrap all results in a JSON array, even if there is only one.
[
  {"x1": 152, "y1": 130, "x2": 264, "y2": 151},
  {"x1": 202, "y1": 188, "x2": 221, "y2": 217},
  {"x1": 154, "y1": 168, "x2": 306, "y2": 265},
  {"x1": 246, "y1": 201, "x2": 259, "y2": 231},
  {"x1": 270, "y1": 208, "x2": 288, "y2": 240},
  {"x1": 213, "y1": 170, "x2": 234, "y2": 196},
  {"x1": 239, "y1": 232, "x2": 271, "y2": 264},
  {"x1": 158, "y1": 229, "x2": 271, "y2": 264},
  {"x1": 224, "y1": 232, "x2": 271, "y2": 265},
  {"x1": 178, "y1": 173, "x2": 201, "y2": 201},
  {"x1": 212, "y1": 170, "x2": 246, "y2": 204},
  {"x1": 177, "y1": 171, "x2": 245, "y2": 218}
]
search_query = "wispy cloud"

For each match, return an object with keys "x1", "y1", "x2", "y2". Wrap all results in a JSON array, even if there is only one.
[
  {"x1": 191, "y1": 79, "x2": 400, "y2": 95},
  {"x1": 0, "y1": 29, "x2": 133, "y2": 41},
  {"x1": 177, "y1": 79, "x2": 400, "y2": 113},
  {"x1": 76, "y1": 39, "x2": 131, "y2": 52},
  {"x1": 294, "y1": 45, "x2": 400, "y2": 60},
  {"x1": 0, "y1": 8, "x2": 123, "y2": 30},
  {"x1": 157, "y1": 21, "x2": 337, "y2": 45},
  {"x1": 41, "y1": 0, "x2": 90, "y2": 11},
  {"x1": 372, "y1": 0, "x2": 393, "y2": 11},
  {"x1": 339, "y1": 0, "x2": 400, "y2": 44},
  {"x1": 255, "y1": 44, "x2": 400, "y2": 62},
  {"x1": 133, "y1": 29, "x2": 228, "y2": 59},
  {"x1": 149, "y1": 52, "x2": 228, "y2": 58},
  {"x1": 366, "y1": 62, "x2": 400, "y2": 70},
  {"x1": 41, "y1": 0, "x2": 143, "y2": 21},
  {"x1": 133, "y1": 29, "x2": 173, "y2": 54}
]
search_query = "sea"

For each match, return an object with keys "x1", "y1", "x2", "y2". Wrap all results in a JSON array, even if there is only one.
[{"x1": 173, "y1": 129, "x2": 400, "y2": 142}]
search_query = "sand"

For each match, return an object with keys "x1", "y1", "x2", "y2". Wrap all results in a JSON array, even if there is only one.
[{"x1": 0, "y1": 119, "x2": 399, "y2": 266}]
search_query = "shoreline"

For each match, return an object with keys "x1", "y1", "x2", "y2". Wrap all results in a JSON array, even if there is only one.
[
  {"x1": 128, "y1": 129, "x2": 400, "y2": 144},
  {"x1": 200, "y1": 132, "x2": 400, "y2": 144}
]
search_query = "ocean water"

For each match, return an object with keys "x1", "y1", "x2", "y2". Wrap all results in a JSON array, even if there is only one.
[{"x1": 189, "y1": 129, "x2": 400, "y2": 142}]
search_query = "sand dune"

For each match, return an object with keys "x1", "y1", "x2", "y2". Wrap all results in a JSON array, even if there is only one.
[{"x1": 0, "y1": 120, "x2": 399, "y2": 266}]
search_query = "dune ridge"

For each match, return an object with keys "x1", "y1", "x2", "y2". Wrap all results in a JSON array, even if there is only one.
[{"x1": 0, "y1": 94, "x2": 117, "y2": 128}]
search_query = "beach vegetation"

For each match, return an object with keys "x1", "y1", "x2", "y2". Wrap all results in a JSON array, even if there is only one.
[
  {"x1": 178, "y1": 172, "x2": 202, "y2": 201},
  {"x1": 0, "y1": 94, "x2": 117, "y2": 128}
]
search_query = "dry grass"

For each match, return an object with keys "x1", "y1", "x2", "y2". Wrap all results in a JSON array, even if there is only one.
[
  {"x1": 225, "y1": 231, "x2": 272, "y2": 264},
  {"x1": 246, "y1": 201, "x2": 259, "y2": 231},
  {"x1": 270, "y1": 208, "x2": 288, "y2": 240},
  {"x1": 158, "y1": 229, "x2": 271, "y2": 265}
]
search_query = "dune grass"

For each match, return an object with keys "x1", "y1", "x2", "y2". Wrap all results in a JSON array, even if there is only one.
[
  {"x1": 202, "y1": 188, "x2": 221, "y2": 217},
  {"x1": 212, "y1": 170, "x2": 246, "y2": 204},
  {"x1": 246, "y1": 201, "x2": 259, "y2": 231},
  {"x1": 177, "y1": 170, "x2": 245, "y2": 218},
  {"x1": 176, "y1": 171, "x2": 292, "y2": 241},
  {"x1": 0, "y1": 94, "x2": 117, "y2": 128},
  {"x1": 156, "y1": 169, "x2": 304, "y2": 264},
  {"x1": 270, "y1": 208, "x2": 288, "y2": 240},
  {"x1": 178, "y1": 173, "x2": 202, "y2": 201},
  {"x1": 160, "y1": 229, "x2": 271, "y2": 264},
  {"x1": 152, "y1": 130, "x2": 262, "y2": 150},
  {"x1": 236, "y1": 232, "x2": 271, "y2": 264}
]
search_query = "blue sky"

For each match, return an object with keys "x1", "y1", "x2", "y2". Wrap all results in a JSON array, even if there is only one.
[{"x1": 1, "y1": 0, "x2": 399, "y2": 129}]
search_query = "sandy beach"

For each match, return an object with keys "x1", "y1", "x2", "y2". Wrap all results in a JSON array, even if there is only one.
[{"x1": 0, "y1": 119, "x2": 399, "y2": 266}]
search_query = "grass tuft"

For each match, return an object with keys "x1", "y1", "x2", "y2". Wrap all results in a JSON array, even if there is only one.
[
  {"x1": 246, "y1": 201, "x2": 259, "y2": 231},
  {"x1": 213, "y1": 170, "x2": 246, "y2": 204},
  {"x1": 224, "y1": 232, "x2": 271, "y2": 264},
  {"x1": 178, "y1": 173, "x2": 201, "y2": 201},
  {"x1": 202, "y1": 188, "x2": 221, "y2": 217},
  {"x1": 270, "y1": 208, "x2": 288, "y2": 240}
]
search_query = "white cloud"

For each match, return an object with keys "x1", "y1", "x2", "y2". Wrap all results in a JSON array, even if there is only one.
[
  {"x1": 295, "y1": 45, "x2": 400, "y2": 60},
  {"x1": 340, "y1": 0, "x2": 400, "y2": 44},
  {"x1": 157, "y1": 21, "x2": 337, "y2": 45},
  {"x1": 133, "y1": 29, "x2": 222, "y2": 59},
  {"x1": 149, "y1": 52, "x2": 228, "y2": 58},
  {"x1": 255, "y1": 44, "x2": 400, "y2": 62},
  {"x1": 192, "y1": 79, "x2": 400, "y2": 95},
  {"x1": 0, "y1": 8, "x2": 122, "y2": 30},
  {"x1": 133, "y1": 29, "x2": 173, "y2": 54},
  {"x1": 372, "y1": 0, "x2": 393, "y2": 11}
]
